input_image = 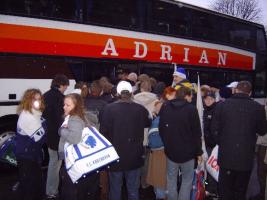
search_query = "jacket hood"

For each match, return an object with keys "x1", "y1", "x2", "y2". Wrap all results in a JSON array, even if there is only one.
[
  {"x1": 134, "y1": 92, "x2": 158, "y2": 106},
  {"x1": 169, "y1": 98, "x2": 188, "y2": 108},
  {"x1": 232, "y1": 93, "x2": 250, "y2": 99}
]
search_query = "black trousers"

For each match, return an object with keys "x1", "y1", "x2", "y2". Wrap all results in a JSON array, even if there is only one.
[
  {"x1": 218, "y1": 167, "x2": 251, "y2": 200},
  {"x1": 17, "y1": 159, "x2": 42, "y2": 200},
  {"x1": 60, "y1": 166, "x2": 100, "y2": 200}
]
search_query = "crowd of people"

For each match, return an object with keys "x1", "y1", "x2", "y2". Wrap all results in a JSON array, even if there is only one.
[{"x1": 14, "y1": 67, "x2": 267, "y2": 200}]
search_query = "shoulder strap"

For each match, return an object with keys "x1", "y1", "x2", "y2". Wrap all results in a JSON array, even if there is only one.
[{"x1": 84, "y1": 116, "x2": 92, "y2": 128}]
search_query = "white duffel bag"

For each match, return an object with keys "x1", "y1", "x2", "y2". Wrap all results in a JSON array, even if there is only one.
[{"x1": 64, "y1": 126, "x2": 119, "y2": 183}]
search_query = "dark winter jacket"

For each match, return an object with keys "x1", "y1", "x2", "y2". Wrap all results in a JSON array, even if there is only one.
[
  {"x1": 15, "y1": 133, "x2": 45, "y2": 163},
  {"x1": 100, "y1": 99, "x2": 151, "y2": 171},
  {"x1": 159, "y1": 99, "x2": 203, "y2": 163},
  {"x1": 42, "y1": 87, "x2": 65, "y2": 150},
  {"x1": 203, "y1": 102, "x2": 217, "y2": 148},
  {"x1": 211, "y1": 93, "x2": 266, "y2": 171},
  {"x1": 100, "y1": 93, "x2": 115, "y2": 103}
]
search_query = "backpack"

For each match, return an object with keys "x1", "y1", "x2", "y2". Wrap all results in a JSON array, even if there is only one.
[{"x1": 148, "y1": 116, "x2": 164, "y2": 150}]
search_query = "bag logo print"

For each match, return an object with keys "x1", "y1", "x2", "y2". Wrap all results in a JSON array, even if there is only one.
[{"x1": 84, "y1": 136, "x2": 97, "y2": 148}]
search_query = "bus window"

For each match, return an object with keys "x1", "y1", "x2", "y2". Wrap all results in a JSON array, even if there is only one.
[
  {"x1": 254, "y1": 71, "x2": 266, "y2": 97},
  {"x1": 0, "y1": 0, "x2": 77, "y2": 21},
  {"x1": 224, "y1": 20, "x2": 256, "y2": 50},
  {"x1": 172, "y1": 7, "x2": 192, "y2": 37},
  {"x1": 0, "y1": 0, "x2": 25, "y2": 14},
  {"x1": 0, "y1": 56, "x2": 74, "y2": 79},
  {"x1": 225, "y1": 71, "x2": 253, "y2": 85},
  {"x1": 147, "y1": 1, "x2": 191, "y2": 37},
  {"x1": 68, "y1": 60, "x2": 118, "y2": 83},
  {"x1": 148, "y1": 0, "x2": 172, "y2": 34},
  {"x1": 88, "y1": 0, "x2": 137, "y2": 29},
  {"x1": 53, "y1": 0, "x2": 76, "y2": 20},
  {"x1": 200, "y1": 71, "x2": 226, "y2": 89},
  {"x1": 141, "y1": 64, "x2": 173, "y2": 85},
  {"x1": 257, "y1": 29, "x2": 267, "y2": 51},
  {"x1": 192, "y1": 10, "x2": 217, "y2": 41},
  {"x1": 187, "y1": 69, "x2": 226, "y2": 89}
]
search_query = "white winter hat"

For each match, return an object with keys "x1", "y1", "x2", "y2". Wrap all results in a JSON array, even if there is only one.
[
  {"x1": 227, "y1": 81, "x2": 238, "y2": 88},
  {"x1": 116, "y1": 81, "x2": 133, "y2": 95}
]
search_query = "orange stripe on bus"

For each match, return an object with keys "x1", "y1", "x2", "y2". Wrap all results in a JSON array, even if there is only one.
[{"x1": 0, "y1": 23, "x2": 254, "y2": 70}]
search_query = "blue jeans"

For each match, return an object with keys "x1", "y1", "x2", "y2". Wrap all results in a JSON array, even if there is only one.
[
  {"x1": 167, "y1": 158, "x2": 194, "y2": 200},
  {"x1": 46, "y1": 148, "x2": 62, "y2": 196},
  {"x1": 154, "y1": 187, "x2": 166, "y2": 199},
  {"x1": 108, "y1": 168, "x2": 141, "y2": 200}
]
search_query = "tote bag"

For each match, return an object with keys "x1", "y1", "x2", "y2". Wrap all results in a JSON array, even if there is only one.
[
  {"x1": 205, "y1": 145, "x2": 219, "y2": 181},
  {"x1": 64, "y1": 126, "x2": 119, "y2": 183}
]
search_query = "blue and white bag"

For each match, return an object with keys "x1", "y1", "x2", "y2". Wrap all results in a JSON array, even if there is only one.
[{"x1": 64, "y1": 126, "x2": 119, "y2": 183}]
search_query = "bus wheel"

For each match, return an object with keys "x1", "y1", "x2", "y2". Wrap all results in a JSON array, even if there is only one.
[{"x1": 0, "y1": 131, "x2": 16, "y2": 171}]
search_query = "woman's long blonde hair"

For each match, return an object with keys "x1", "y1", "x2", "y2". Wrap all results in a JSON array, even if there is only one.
[{"x1": 17, "y1": 89, "x2": 45, "y2": 113}]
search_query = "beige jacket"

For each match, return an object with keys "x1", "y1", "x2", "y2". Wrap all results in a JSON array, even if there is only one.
[{"x1": 134, "y1": 92, "x2": 158, "y2": 146}]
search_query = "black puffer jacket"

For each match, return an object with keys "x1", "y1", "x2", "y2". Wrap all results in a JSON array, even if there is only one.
[
  {"x1": 211, "y1": 93, "x2": 266, "y2": 171},
  {"x1": 159, "y1": 99, "x2": 203, "y2": 163}
]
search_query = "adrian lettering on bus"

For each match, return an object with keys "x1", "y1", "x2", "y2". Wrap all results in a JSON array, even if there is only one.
[{"x1": 101, "y1": 38, "x2": 227, "y2": 66}]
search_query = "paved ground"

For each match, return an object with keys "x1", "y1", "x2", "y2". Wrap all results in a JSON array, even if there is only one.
[
  {"x1": 0, "y1": 163, "x2": 19, "y2": 200},
  {"x1": 0, "y1": 157, "x2": 260, "y2": 200},
  {"x1": 0, "y1": 162, "x2": 155, "y2": 200}
]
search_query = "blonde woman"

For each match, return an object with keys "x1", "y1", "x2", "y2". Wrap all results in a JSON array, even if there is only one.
[
  {"x1": 59, "y1": 93, "x2": 99, "y2": 200},
  {"x1": 16, "y1": 89, "x2": 46, "y2": 200}
]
